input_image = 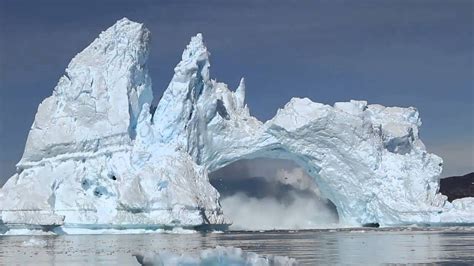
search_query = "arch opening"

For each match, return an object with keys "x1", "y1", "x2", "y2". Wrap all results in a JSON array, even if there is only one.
[{"x1": 209, "y1": 158, "x2": 339, "y2": 230}]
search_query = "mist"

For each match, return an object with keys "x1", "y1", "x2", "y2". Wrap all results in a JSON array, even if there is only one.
[
  {"x1": 210, "y1": 158, "x2": 339, "y2": 230},
  {"x1": 220, "y1": 192, "x2": 338, "y2": 230}
]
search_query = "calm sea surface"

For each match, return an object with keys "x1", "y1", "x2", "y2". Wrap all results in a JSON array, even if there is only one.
[{"x1": 1, "y1": 227, "x2": 474, "y2": 265}]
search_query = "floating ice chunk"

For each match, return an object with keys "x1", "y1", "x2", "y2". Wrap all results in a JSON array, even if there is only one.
[
  {"x1": 133, "y1": 246, "x2": 298, "y2": 266},
  {"x1": 3, "y1": 229, "x2": 55, "y2": 236},
  {"x1": 22, "y1": 238, "x2": 48, "y2": 247}
]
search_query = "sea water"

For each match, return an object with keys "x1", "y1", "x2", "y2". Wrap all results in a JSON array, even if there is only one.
[{"x1": 1, "y1": 227, "x2": 473, "y2": 265}]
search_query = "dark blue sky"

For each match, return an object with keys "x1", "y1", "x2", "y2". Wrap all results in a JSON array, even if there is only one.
[{"x1": 0, "y1": 0, "x2": 472, "y2": 183}]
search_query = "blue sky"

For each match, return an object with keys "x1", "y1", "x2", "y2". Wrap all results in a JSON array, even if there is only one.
[{"x1": 0, "y1": 0, "x2": 472, "y2": 183}]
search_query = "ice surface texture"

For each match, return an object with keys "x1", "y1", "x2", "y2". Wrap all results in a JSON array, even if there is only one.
[{"x1": 1, "y1": 18, "x2": 472, "y2": 231}]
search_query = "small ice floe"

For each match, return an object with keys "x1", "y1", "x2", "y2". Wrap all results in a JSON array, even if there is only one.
[
  {"x1": 57, "y1": 226, "x2": 196, "y2": 235},
  {"x1": 349, "y1": 230, "x2": 366, "y2": 233},
  {"x1": 4, "y1": 229, "x2": 55, "y2": 236},
  {"x1": 22, "y1": 238, "x2": 47, "y2": 247},
  {"x1": 164, "y1": 227, "x2": 196, "y2": 234},
  {"x1": 133, "y1": 246, "x2": 298, "y2": 266}
]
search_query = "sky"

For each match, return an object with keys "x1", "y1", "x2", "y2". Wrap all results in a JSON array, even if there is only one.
[{"x1": 0, "y1": 0, "x2": 473, "y2": 184}]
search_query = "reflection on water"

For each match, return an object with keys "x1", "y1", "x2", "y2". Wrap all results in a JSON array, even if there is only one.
[{"x1": 1, "y1": 227, "x2": 474, "y2": 265}]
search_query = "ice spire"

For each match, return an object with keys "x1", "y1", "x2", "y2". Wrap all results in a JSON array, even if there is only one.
[
  {"x1": 152, "y1": 33, "x2": 211, "y2": 145},
  {"x1": 19, "y1": 18, "x2": 152, "y2": 164},
  {"x1": 169, "y1": 33, "x2": 211, "y2": 89},
  {"x1": 235, "y1": 77, "x2": 246, "y2": 109}
]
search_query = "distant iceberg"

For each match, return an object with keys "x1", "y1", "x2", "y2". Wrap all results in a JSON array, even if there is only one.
[{"x1": 1, "y1": 18, "x2": 473, "y2": 234}]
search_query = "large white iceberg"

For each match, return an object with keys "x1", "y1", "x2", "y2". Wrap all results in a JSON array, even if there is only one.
[{"x1": 0, "y1": 18, "x2": 472, "y2": 232}]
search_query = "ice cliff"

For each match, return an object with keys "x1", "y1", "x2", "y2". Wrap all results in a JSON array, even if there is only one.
[{"x1": 0, "y1": 18, "x2": 472, "y2": 231}]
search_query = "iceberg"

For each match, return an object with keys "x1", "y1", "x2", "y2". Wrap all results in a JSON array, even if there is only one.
[{"x1": 0, "y1": 18, "x2": 473, "y2": 233}]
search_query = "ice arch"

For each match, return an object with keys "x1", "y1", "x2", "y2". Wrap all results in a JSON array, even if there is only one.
[
  {"x1": 1, "y1": 19, "x2": 472, "y2": 231},
  {"x1": 150, "y1": 33, "x2": 452, "y2": 226}
]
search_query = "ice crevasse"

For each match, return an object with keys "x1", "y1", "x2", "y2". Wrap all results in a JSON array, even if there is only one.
[{"x1": 0, "y1": 18, "x2": 473, "y2": 231}]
